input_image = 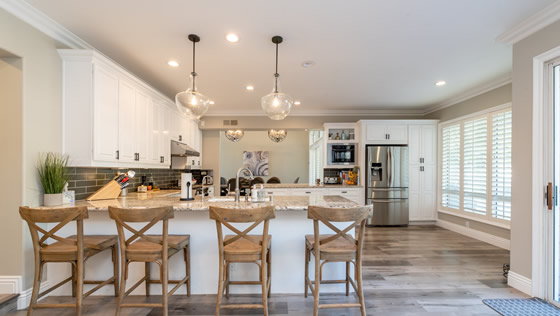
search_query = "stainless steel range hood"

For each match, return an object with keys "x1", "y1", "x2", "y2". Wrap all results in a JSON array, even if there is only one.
[{"x1": 171, "y1": 140, "x2": 200, "y2": 157}]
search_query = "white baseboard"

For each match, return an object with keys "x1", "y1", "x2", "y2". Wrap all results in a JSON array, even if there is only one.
[
  {"x1": 436, "y1": 219, "x2": 511, "y2": 250},
  {"x1": 409, "y1": 220, "x2": 437, "y2": 225},
  {"x1": 508, "y1": 271, "x2": 532, "y2": 296},
  {"x1": 0, "y1": 275, "x2": 51, "y2": 310}
]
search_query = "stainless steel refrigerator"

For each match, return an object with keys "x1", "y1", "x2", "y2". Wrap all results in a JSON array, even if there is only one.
[{"x1": 366, "y1": 145, "x2": 409, "y2": 226}]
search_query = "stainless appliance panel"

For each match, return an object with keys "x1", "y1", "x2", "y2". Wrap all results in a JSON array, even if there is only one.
[
  {"x1": 369, "y1": 188, "x2": 408, "y2": 199},
  {"x1": 367, "y1": 146, "x2": 389, "y2": 188},
  {"x1": 368, "y1": 199, "x2": 409, "y2": 226}
]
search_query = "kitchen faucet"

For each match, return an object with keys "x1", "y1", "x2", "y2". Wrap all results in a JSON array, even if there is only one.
[
  {"x1": 235, "y1": 167, "x2": 254, "y2": 202},
  {"x1": 201, "y1": 175, "x2": 212, "y2": 203}
]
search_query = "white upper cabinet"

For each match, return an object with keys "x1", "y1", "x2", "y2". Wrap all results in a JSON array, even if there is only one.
[
  {"x1": 58, "y1": 49, "x2": 191, "y2": 168},
  {"x1": 363, "y1": 122, "x2": 408, "y2": 144},
  {"x1": 92, "y1": 65, "x2": 119, "y2": 162}
]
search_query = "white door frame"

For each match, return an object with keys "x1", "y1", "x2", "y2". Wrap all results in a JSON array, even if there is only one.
[{"x1": 532, "y1": 45, "x2": 560, "y2": 300}]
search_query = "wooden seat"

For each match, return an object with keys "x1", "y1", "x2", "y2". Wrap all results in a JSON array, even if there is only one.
[
  {"x1": 209, "y1": 206, "x2": 275, "y2": 316},
  {"x1": 109, "y1": 206, "x2": 191, "y2": 316},
  {"x1": 304, "y1": 205, "x2": 372, "y2": 316},
  {"x1": 20, "y1": 206, "x2": 119, "y2": 316}
]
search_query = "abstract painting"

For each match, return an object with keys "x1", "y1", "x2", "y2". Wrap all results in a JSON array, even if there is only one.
[{"x1": 243, "y1": 151, "x2": 269, "y2": 176}]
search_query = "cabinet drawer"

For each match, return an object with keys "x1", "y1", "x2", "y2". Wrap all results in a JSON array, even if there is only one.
[{"x1": 265, "y1": 189, "x2": 290, "y2": 196}]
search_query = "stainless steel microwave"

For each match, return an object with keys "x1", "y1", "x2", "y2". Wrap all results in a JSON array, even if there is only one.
[{"x1": 327, "y1": 143, "x2": 356, "y2": 165}]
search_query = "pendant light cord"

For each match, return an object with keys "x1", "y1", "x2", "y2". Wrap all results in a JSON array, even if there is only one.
[
  {"x1": 274, "y1": 42, "x2": 279, "y2": 93},
  {"x1": 192, "y1": 40, "x2": 196, "y2": 90}
]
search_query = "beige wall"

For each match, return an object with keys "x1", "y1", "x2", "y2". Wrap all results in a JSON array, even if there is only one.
[
  {"x1": 0, "y1": 57, "x2": 24, "y2": 279},
  {"x1": 510, "y1": 19, "x2": 560, "y2": 279},
  {"x1": 426, "y1": 83, "x2": 513, "y2": 241},
  {"x1": 218, "y1": 130, "x2": 309, "y2": 184},
  {"x1": 425, "y1": 83, "x2": 512, "y2": 121},
  {"x1": 201, "y1": 130, "x2": 221, "y2": 194},
  {"x1": 0, "y1": 7, "x2": 64, "y2": 289}
]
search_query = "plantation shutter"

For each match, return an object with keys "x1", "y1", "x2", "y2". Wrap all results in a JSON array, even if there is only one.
[
  {"x1": 441, "y1": 124, "x2": 461, "y2": 209},
  {"x1": 463, "y1": 117, "x2": 487, "y2": 215},
  {"x1": 491, "y1": 111, "x2": 512, "y2": 220}
]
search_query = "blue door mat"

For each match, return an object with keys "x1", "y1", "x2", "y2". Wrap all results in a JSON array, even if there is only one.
[{"x1": 483, "y1": 298, "x2": 560, "y2": 316}]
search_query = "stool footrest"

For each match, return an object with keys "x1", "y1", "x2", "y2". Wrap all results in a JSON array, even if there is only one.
[
  {"x1": 221, "y1": 303, "x2": 265, "y2": 309},
  {"x1": 319, "y1": 303, "x2": 362, "y2": 309},
  {"x1": 121, "y1": 303, "x2": 162, "y2": 308},
  {"x1": 33, "y1": 303, "x2": 76, "y2": 309},
  {"x1": 228, "y1": 280, "x2": 261, "y2": 285}
]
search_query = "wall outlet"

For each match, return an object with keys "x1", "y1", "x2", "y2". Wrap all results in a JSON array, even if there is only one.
[{"x1": 465, "y1": 221, "x2": 470, "y2": 228}]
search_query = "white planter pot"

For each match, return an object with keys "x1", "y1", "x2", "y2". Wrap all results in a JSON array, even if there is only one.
[{"x1": 44, "y1": 193, "x2": 63, "y2": 207}]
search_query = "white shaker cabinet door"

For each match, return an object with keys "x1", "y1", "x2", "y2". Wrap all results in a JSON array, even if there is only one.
[
  {"x1": 386, "y1": 124, "x2": 407, "y2": 142},
  {"x1": 149, "y1": 99, "x2": 161, "y2": 164},
  {"x1": 421, "y1": 125, "x2": 436, "y2": 165},
  {"x1": 420, "y1": 164, "x2": 436, "y2": 220},
  {"x1": 408, "y1": 125, "x2": 422, "y2": 165},
  {"x1": 92, "y1": 65, "x2": 119, "y2": 162},
  {"x1": 366, "y1": 124, "x2": 387, "y2": 141},
  {"x1": 135, "y1": 90, "x2": 150, "y2": 162},
  {"x1": 118, "y1": 79, "x2": 137, "y2": 162},
  {"x1": 159, "y1": 105, "x2": 172, "y2": 166}
]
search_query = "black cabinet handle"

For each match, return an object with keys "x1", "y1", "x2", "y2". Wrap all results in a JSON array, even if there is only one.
[
  {"x1": 116, "y1": 150, "x2": 119, "y2": 160},
  {"x1": 341, "y1": 191, "x2": 348, "y2": 194},
  {"x1": 160, "y1": 156, "x2": 164, "y2": 163},
  {"x1": 179, "y1": 135, "x2": 182, "y2": 141}
]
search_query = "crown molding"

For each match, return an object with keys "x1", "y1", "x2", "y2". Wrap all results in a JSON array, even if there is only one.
[
  {"x1": 423, "y1": 74, "x2": 512, "y2": 115},
  {"x1": 204, "y1": 108, "x2": 426, "y2": 117},
  {"x1": 0, "y1": 0, "x2": 92, "y2": 49},
  {"x1": 497, "y1": 1, "x2": 560, "y2": 45}
]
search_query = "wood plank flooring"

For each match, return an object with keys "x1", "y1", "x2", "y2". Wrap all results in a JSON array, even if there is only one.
[{"x1": 8, "y1": 225, "x2": 527, "y2": 315}]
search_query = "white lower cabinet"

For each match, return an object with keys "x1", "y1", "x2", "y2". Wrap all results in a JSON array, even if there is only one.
[
  {"x1": 263, "y1": 187, "x2": 362, "y2": 204},
  {"x1": 265, "y1": 189, "x2": 290, "y2": 196}
]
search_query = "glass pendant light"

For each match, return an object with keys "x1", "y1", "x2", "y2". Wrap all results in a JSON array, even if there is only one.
[
  {"x1": 225, "y1": 130, "x2": 244, "y2": 142},
  {"x1": 176, "y1": 34, "x2": 210, "y2": 119},
  {"x1": 268, "y1": 129, "x2": 288, "y2": 143},
  {"x1": 261, "y1": 36, "x2": 293, "y2": 120}
]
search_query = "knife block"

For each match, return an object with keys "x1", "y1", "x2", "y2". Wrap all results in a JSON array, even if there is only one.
[{"x1": 86, "y1": 178, "x2": 122, "y2": 201}]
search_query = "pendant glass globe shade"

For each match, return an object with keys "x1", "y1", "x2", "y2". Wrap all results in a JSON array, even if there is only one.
[
  {"x1": 176, "y1": 73, "x2": 209, "y2": 119},
  {"x1": 261, "y1": 79, "x2": 293, "y2": 120}
]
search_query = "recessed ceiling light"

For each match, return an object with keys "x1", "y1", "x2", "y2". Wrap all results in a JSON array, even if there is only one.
[
  {"x1": 209, "y1": 101, "x2": 215, "y2": 105},
  {"x1": 168, "y1": 60, "x2": 179, "y2": 67},
  {"x1": 435, "y1": 80, "x2": 446, "y2": 86},
  {"x1": 302, "y1": 61, "x2": 315, "y2": 68},
  {"x1": 246, "y1": 85, "x2": 255, "y2": 91},
  {"x1": 226, "y1": 33, "x2": 239, "y2": 43},
  {"x1": 294, "y1": 101, "x2": 301, "y2": 105}
]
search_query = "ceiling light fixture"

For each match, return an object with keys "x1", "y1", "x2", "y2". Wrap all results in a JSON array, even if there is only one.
[
  {"x1": 209, "y1": 101, "x2": 215, "y2": 105},
  {"x1": 268, "y1": 129, "x2": 288, "y2": 143},
  {"x1": 246, "y1": 85, "x2": 255, "y2": 91},
  {"x1": 168, "y1": 60, "x2": 179, "y2": 67},
  {"x1": 294, "y1": 101, "x2": 301, "y2": 105},
  {"x1": 225, "y1": 129, "x2": 244, "y2": 142},
  {"x1": 435, "y1": 80, "x2": 446, "y2": 86},
  {"x1": 226, "y1": 33, "x2": 239, "y2": 43},
  {"x1": 302, "y1": 61, "x2": 315, "y2": 68},
  {"x1": 261, "y1": 36, "x2": 294, "y2": 120},
  {"x1": 175, "y1": 34, "x2": 210, "y2": 119}
]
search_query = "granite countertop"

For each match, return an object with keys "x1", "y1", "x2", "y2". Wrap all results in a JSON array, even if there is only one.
[
  {"x1": 61, "y1": 190, "x2": 360, "y2": 212},
  {"x1": 261, "y1": 184, "x2": 363, "y2": 189}
]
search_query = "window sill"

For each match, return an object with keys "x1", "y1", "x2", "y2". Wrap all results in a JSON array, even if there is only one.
[{"x1": 438, "y1": 209, "x2": 511, "y2": 230}]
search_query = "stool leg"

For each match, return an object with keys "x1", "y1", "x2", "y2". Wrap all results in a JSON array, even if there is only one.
[
  {"x1": 267, "y1": 247, "x2": 271, "y2": 298},
  {"x1": 162, "y1": 259, "x2": 168, "y2": 316},
  {"x1": 225, "y1": 262, "x2": 230, "y2": 298},
  {"x1": 26, "y1": 258, "x2": 41, "y2": 316},
  {"x1": 76, "y1": 257, "x2": 84, "y2": 316},
  {"x1": 145, "y1": 262, "x2": 151, "y2": 296},
  {"x1": 304, "y1": 246, "x2": 309, "y2": 298},
  {"x1": 261, "y1": 252, "x2": 268, "y2": 316},
  {"x1": 346, "y1": 261, "x2": 350, "y2": 296},
  {"x1": 356, "y1": 258, "x2": 366, "y2": 316},
  {"x1": 114, "y1": 259, "x2": 127, "y2": 316},
  {"x1": 184, "y1": 245, "x2": 191, "y2": 296},
  {"x1": 313, "y1": 253, "x2": 320, "y2": 316},
  {"x1": 71, "y1": 262, "x2": 77, "y2": 297},
  {"x1": 215, "y1": 256, "x2": 224, "y2": 316},
  {"x1": 112, "y1": 246, "x2": 119, "y2": 297}
]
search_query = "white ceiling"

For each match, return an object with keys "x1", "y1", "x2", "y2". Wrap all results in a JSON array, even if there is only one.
[{"x1": 25, "y1": 0, "x2": 553, "y2": 115}]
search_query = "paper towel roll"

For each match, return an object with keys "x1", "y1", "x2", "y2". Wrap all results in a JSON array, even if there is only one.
[{"x1": 181, "y1": 173, "x2": 194, "y2": 201}]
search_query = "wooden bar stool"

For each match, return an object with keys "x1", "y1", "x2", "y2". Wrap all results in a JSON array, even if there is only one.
[
  {"x1": 19, "y1": 206, "x2": 119, "y2": 316},
  {"x1": 209, "y1": 206, "x2": 275, "y2": 316},
  {"x1": 304, "y1": 205, "x2": 371, "y2": 316},
  {"x1": 109, "y1": 206, "x2": 190, "y2": 316}
]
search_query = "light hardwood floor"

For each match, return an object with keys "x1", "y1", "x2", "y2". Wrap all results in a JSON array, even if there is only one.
[{"x1": 8, "y1": 225, "x2": 526, "y2": 315}]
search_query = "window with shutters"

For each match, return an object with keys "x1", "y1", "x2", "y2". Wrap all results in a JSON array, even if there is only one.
[
  {"x1": 491, "y1": 110, "x2": 512, "y2": 220},
  {"x1": 441, "y1": 124, "x2": 461, "y2": 209},
  {"x1": 439, "y1": 106, "x2": 512, "y2": 224}
]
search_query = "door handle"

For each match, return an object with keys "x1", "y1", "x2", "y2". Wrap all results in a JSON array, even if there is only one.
[{"x1": 547, "y1": 182, "x2": 553, "y2": 210}]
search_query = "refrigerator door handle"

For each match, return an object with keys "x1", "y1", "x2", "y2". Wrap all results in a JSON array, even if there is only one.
[{"x1": 387, "y1": 147, "x2": 392, "y2": 187}]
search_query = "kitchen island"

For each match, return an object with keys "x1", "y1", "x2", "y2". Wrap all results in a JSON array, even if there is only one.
[{"x1": 46, "y1": 191, "x2": 366, "y2": 296}]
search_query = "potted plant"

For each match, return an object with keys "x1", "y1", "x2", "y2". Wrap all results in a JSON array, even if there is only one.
[{"x1": 38, "y1": 152, "x2": 69, "y2": 206}]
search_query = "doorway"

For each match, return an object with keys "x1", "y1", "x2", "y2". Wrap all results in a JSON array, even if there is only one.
[{"x1": 550, "y1": 61, "x2": 560, "y2": 306}]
